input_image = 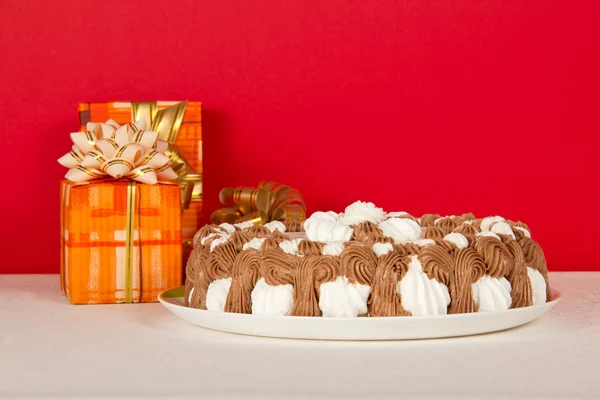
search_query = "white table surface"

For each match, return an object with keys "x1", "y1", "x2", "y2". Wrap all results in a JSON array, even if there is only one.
[{"x1": 0, "y1": 272, "x2": 599, "y2": 400}]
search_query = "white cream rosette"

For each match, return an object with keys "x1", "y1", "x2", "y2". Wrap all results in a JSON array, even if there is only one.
[{"x1": 58, "y1": 118, "x2": 177, "y2": 184}]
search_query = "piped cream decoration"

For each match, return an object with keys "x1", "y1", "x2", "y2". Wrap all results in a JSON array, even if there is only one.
[
  {"x1": 443, "y1": 233, "x2": 469, "y2": 249},
  {"x1": 472, "y1": 276, "x2": 512, "y2": 312},
  {"x1": 339, "y1": 201, "x2": 386, "y2": 225},
  {"x1": 378, "y1": 218, "x2": 421, "y2": 243},
  {"x1": 481, "y1": 216, "x2": 506, "y2": 232},
  {"x1": 397, "y1": 256, "x2": 450, "y2": 316},
  {"x1": 205, "y1": 278, "x2": 232, "y2": 312},
  {"x1": 318, "y1": 276, "x2": 371, "y2": 317},
  {"x1": 527, "y1": 267, "x2": 547, "y2": 305},
  {"x1": 264, "y1": 221, "x2": 287, "y2": 233},
  {"x1": 251, "y1": 278, "x2": 294, "y2": 316}
]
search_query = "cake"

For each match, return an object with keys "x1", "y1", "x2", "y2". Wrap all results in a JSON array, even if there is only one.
[{"x1": 185, "y1": 201, "x2": 551, "y2": 317}]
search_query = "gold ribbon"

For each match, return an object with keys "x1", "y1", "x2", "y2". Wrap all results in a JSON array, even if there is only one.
[
  {"x1": 131, "y1": 101, "x2": 201, "y2": 209},
  {"x1": 211, "y1": 181, "x2": 306, "y2": 225},
  {"x1": 124, "y1": 181, "x2": 137, "y2": 303}
]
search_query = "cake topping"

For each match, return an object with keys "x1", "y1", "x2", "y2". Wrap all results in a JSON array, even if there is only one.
[
  {"x1": 228, "y1": 230, "x2": 251, "y2": 252},
  {"x1": 243, "y1": 237, "x2": 266, "y2": 251},
  {"x1": 218, "y1": 223, "x2": 236, "y2": 234},
  {"x1": 185, "y1": 248, "x2": 211, "y2": 309},
  {"x1": 234, "y1": 221, "x2": 255, "y2": 230},
  {"x1": 209, "y1": 234, "x2": 231, "y2": 251},
  {"x1": 476, "y1": 231, "x2": 502, "y2": 240},
  {"x1": 207, "y1": 242, "x2": 237, "y2": 280},
  {"x1": 453, "y1": 223, "x2": 479, "y2": 237},
  {"x1": 261, "y1": 248, "x2": 298, "y2": 286},
  {"x1": 279, "y1": 239, "x2": 302, "y2": 256},
  {"x1": 480, "y1": 216, "x2": 506, "y2": 232},
  {"x1": 453, "y1": 213, "x2": 476, "y2": 225},
  {"x1": 304, "y1": 216, "x2": 353, "y2": 242},
  {"x1": 489, "y1": 221, "x2": 516, "y2": 240},
  {"x1": 193, "y1": 224, "x2": 225, "y2": 246},
  {"x1": 224, "y1": 249, "x2": 262, "y2": 314},
  {"x1": 378, "y1": 218, "x2": 421, "y2": 243},
  {"x1": 420, "y1": 213, "x2": 441, "y2": 227},
  {"x1": 291, "y1": 255, "x2": 341, "y2": 316},
  {"x1": 372, "y1": 242, "x2": 394, "y2": 258},
  {"x1": 449, "y1": 248, "x2": 486, "y2": 314},
  {"x1": 322, "y1": 242, "x2": 345, "y2": 256},
  {"x1": 340, "y1": 244, "x2": 378, "y2": 286},
  {"x1": 352, "y1": 221, "x2": 385, "y2": 244},
  {"x1": 434, "y1": 217, "x2": 458, "y2": 233},
  {"x1": 369, "y1": 250, "x2": 411, "y2": 316},
  {"x1": 284, "y1": 219, "x2": 305, "y2": 232},
  {"x1": 298, "y1": 240, "x2": 325, "y2": 256},
  {"x1": 387, "y1": 211, "x2": 419, "y2": 223},
  {"x1": 518, "y1": 237, "x2": 551, "y2": 301},
  {"x1": 502, "y1": 237, "x2": 533, "y2": 308},
  {"x1": 443, "y1": 232, "x2": 469, "y2": 250},
  {"x1": 474, "y1": 236, "x2": 512, "y2": 278},
  {"x1": 243, "y1": 224, "x2": 271, "y2": 239},
  {"x1": 411, "y1": 239, "x2": 436, "y2": 247},
  {"x1": 260, "y1": 237, "x2": 281, "y2": 251},
  {"x1": 263, "y1": 220, "x2": 287, "y2": 233},
  {"x1": 268, "y1": 229, "x2": 290, "y2": 243},
  {"x1": 339, "y1": 201, "x2": 386, "y2": 226},
  {"x1": 423, "y1": 225, "x2": 447, "y2": 240},
  {"x1": 417, "y1": 244, "x2": 453, "y2": 285}
]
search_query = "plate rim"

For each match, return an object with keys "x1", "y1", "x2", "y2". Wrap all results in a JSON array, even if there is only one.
[{"x1": 159, "y1": 286, "x2": 561, "y2": 321}]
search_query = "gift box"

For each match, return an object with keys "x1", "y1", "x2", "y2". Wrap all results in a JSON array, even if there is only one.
[
  {"x1": 60, "y1": 180, "x2": 182, "y2": 304},
  {"x1": 58, "y1": 101, "x2": 201, "y2": 304},
  {"x1": 78, "y1": 101, "x2": 202, "y2": 240}
]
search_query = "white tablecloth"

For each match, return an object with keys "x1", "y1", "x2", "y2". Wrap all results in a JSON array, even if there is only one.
[{"x1": 1, "y1": 272, "x2": 599, "y2": 399}]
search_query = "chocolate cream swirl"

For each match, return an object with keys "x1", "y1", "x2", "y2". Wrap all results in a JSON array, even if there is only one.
[
  {"x1": 228, "y1": 230, "x2": 251, "y2": 252},
  {"x1": 260, "y1": 237, "x2": 281, "y2": 251},
  {"x1": 417, "y1": 244, "x2": 454, "y2": 286},
  {"x1": 435, "y1": 217, "x2": 458, "y2": 233},
  {"x1": 291, "y1": 255, "x2": 341, "y2": 316},
  {"x1": 340, "y1": 243, "x2": 378, "y2": 286},
  {"x1": 449, "y1": 248, "x2": 486, "y2": 314},
  {"x1": 284, "y1": 220, "x2": 305, "y2": 232},
  {"x1": 423, "y1": 225, "x2": 448, "y2": 240},
  {"x1": 193, "y1": 224, "x2": 225, "y2": 247},
  {"x1": 269, "y1": 229, "x2": 290, "y2": 243},
  {"x1": 243, "y1": 224, "x2": 271, "y2": 239},
  {"x1": 453, "y1": 213, "x2": 476, "y2": 225},
  {"x1": 224, "y1": 249, "x2": 262, "y2": 314},
  {"x1": 352, "y1": 221, "x2": 385, "y2": 245},
  {"x1": 420, "y1": 213, "x2": 441, "y2": 227},
  {"x1": 473, "y1": 236, "x2": 512, "y2": 278},
  {"x1": 369, "y1": 250, "x2": 411, "y2": 316},
  {"x1": 261, "y1": 248, "x2": 298, "y2": 286},
  {"x1": 207, "y1": 241, "x2": 238, "y2": 281},
  {"x1": 452, "y1": 223, "x2": 479, "y2": 238},
  {"x1": 185, "y1": 248, "x2": 211, "y2": 309},
  {"x1": 518, "y1": 237, "x2": 552, "y2": 301},
  {"x1": 501, "y1": 236, "x2": 533, "y2": 308},
  {"x1": 298, "y1": 240, "x2": 324, "y2": 256}
]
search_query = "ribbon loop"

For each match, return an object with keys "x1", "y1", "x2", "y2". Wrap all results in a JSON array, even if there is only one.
[{"x1": 59, "y1": 101, "x2": 198, "y2": 192}]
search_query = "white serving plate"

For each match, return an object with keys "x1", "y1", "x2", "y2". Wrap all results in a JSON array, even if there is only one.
[{"x1": 159, "y1": 286, "x2": 561, "y2": 340}]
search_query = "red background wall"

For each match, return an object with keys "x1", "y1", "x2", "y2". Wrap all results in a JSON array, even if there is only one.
[{"x1": 1, "y1": 0, "x2": 599, "y2": 273}]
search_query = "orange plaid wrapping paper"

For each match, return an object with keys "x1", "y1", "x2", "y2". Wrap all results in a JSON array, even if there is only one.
[
  {"x1": 60, "y1": 180, "x2": 182, "y2": 304},
  {"x1": 78, "y1": 101, "x2": 203, "y2": 240}
]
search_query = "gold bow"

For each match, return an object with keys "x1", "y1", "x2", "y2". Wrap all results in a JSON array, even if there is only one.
[
  {"x1": 211, "y1": 181, "x2": 306, "y2": 225},
  {"x1": 131, "y1": 101, "x2": 200, "y2": 208}
]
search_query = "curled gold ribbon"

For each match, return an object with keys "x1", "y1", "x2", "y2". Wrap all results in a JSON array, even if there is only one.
[
  {"x1": 131, "y1": 102, "x2": 200, "y2": 209},
  {"x1": 211, "y1": 181, "x2": 306, "y2": 225}
]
